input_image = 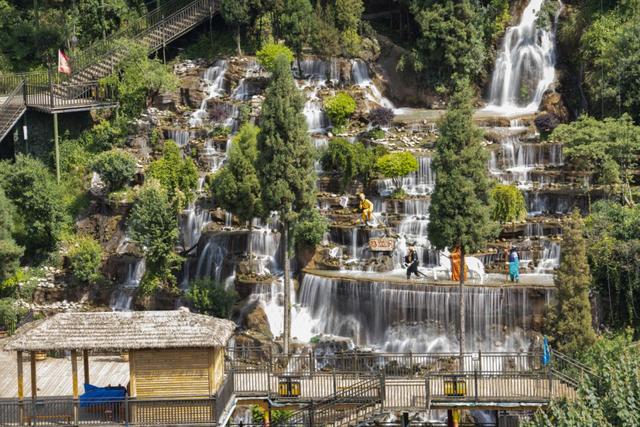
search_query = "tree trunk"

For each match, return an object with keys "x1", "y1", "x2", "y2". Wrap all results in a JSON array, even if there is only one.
[
  {"x1": 459, "y1": 244, "x2": 465, "y2": 367},
  {"x1": 283, "y1": 222, "x2": 291, "y2": 355},
  {"x1": 236, "y1": 25, "x2": 242, "y2": 56}
]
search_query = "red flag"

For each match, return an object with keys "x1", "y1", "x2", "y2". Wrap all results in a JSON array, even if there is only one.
[{"x1": 57, "y1": 50, "x2": 71, "y2": 75}]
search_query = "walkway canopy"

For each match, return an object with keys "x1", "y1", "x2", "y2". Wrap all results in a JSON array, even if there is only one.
[{"x1": 3, "y1": 309, "x2": 235, "y2": 352}]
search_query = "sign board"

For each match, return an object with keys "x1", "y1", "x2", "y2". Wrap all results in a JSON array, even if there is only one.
[{"x1": 369, "y1": 237, "x2": 395, "y2": 252}]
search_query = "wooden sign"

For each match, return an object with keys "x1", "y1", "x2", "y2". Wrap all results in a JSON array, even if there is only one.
[{"x1": 369, "y1": 237, "x2": 395, "y2": 252}]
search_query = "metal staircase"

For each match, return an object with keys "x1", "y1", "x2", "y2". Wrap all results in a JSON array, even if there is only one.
[
  {"x1": 0, "y1": 0, "x2": 218, "y2": 142},
  {"x1": 285, "y1": 377, "x2": 384, "y2": 427}
]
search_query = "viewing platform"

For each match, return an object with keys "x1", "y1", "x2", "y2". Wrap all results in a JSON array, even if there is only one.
[{"x1": 303, "y1": 269, "x2": 556, "y2": 289}]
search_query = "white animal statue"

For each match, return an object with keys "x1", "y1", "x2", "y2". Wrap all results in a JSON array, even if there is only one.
[{"x1": 431, "y1": 249, "x2": 486, "y2": 284}]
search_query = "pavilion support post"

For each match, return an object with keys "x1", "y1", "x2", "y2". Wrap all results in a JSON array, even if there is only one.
[
  {"x1": 53, "y1": 112, "x2": 60, "y2": 183},
  {"x1": 71, "y1": 350, "x2": 79, "y2": 425},
  {"x1": 83, "y1": 350, "x2": 90, "y2": 385},
  {"x1": 29, "y1": 352, "x2": 37, "y2": 399},
  {"x1": 17, "y1": 351, "x2": 24, "y2": 425}
]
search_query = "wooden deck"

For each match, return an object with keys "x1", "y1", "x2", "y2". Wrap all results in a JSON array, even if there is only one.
[{"x1": 0, "y1": 350, "x2": 129, "y2": 398}]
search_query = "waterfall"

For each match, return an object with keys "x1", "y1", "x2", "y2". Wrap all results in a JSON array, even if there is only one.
[
  {"x1": 110, "y1": 259, "x2": 146, "y2": 311},
  {"x1": 181, "y1": 204, "x2": 211, "y2": 251},
  {"x1": 377, "y1": 156, "x2": 435, "y2": 196},
  {"x1": 485, "y1": 0, "x2": 562, "y2": 114},
  {"x1": 350, "y1": 59, "x2": 395, "y2": 109},
  {"x1": 189, "y1": 60, "x2": 228, "y2": 127},
  {"x1": 303, "y1": 87, "x2": 330, "y2": 132},
  {"x1": 297, "y1": 273, "x2": 542, "y2": 352},
  {"x1": 295, "y1": 58, "x2": 340, "y2": 83}
]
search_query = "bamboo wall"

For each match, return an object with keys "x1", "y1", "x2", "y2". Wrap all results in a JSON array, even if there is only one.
[{"x1": 129, "y1": 347, "x2": 224, "y2": 398}]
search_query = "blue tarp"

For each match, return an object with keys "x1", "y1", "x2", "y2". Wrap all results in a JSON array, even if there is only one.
[
  {"x1": 542, "y1": 336, "x2": 551, "y2": 366},
  {"x1": 80, "y1": 384, "x2": 126, "y2": 407}
]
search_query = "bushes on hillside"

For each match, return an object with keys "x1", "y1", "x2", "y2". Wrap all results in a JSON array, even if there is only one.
[
  {"x1": 66, "y1": 235, "x2": 103, "y2": 284},
  {"x1": 186, "y1": 278, "x2": 238, "y2": 318},
  {"x1": 256, "y1": 43, "x2": 294, "y2": 71},
  {"x1": 368, "y1": 107, "x2": 395, "y2": 127},
  {"x1": 91, "y1": 149, "x2": 137, "y2": 191},
  {"x1": 147, "y1": 140, "x2": 198, "y2": 210},
  {"x1": 375, "y1": 152, "x2": 419, "y2": 193},
  {"x1": 324, "y1": 92, "x2": 357, "y2": 129}
]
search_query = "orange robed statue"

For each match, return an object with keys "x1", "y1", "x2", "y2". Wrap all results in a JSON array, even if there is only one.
[{"x1": 450, "y1": 247, "x2": 468, "y2": 281}]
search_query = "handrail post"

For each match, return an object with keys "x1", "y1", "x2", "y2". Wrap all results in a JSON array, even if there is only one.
[
  {"x1": 47, "y1": 66, "x2": 55, "y2": 109},
  {"x1": 478, "y1": 349, "x2": 482, "y2": 374},
  {"x1": 474, "y1": 369, "x2": 478, "y2": 402}
]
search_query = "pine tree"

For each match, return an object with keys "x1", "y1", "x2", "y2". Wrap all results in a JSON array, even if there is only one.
[
  {"x1": 550, "y1": 210, "x2": 596, "y2": 355},
  {"x1": 256, "y1": 54, "x2": 316, "y2": 353},
  {"x1": 220, "y1": 0, "x2": 251, "y2": 55},
  {"x1": 211, "y1": 124, "x2": 263, "y2": 224},
  {"x1": 427, "y1": 81, "x2": 498, "y2": 357}
]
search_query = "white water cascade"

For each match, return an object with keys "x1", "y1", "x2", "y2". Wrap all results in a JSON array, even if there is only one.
[
  {"x1": 189, "y1": 60, "x2": 228, "y2": 127},
  {"x1": 485, "y1": 0, "x2": 562, "y2": 115},
  {"x1": 110, "y1": 259, "x2": 146, "y2": 311},
  {"x1": 350, "y1": 59, "x2": 394, "y2": 110}
]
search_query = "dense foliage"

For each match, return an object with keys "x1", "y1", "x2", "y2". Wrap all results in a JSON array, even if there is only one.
[
  {"x1": 293, "y1": 209, "x2": 328, "y2": 249},
  {"x1": 585, "y1": 201, "x2": 640, "y2": 330},
  {"x1": 147, "y1": 140, "x2": 199, "y2": 210},
  {"x1": 127, "y1": 179, "x2": 180, "y2": 291},
  {"x1": 66, "y1": 235, "x2": 103, "y2": 284},
  {"x1": 320, "y1": 138, "x2": 383, "y2": 191},
  {"x1": 91, "y1": 149, "x2": 137, "y2": 191},
  {"x1": 551, "y1": 114, "x2": 640, "y2": 203},
  {"x1": 368, "y1": 107, "x2": 395, "y2": 127},
  {"x1": 548, "y1": 210, "x2": 597, "y2": 355},
  {"x1": 220, "y1": 0, "x2": 251, "y2": 55},
  {"x1": 186, "y1": 278, "x2": 238, "y2": 318},
  {"x1": 0, "y1": 188, "x2": 23, "y2": 283},
  {"x1": 211, "y1": 124, "x2": 263, "y2": 222},
  {"x1": 0, "y1": 155, "x2": 67, "y2": 257},
  {"x1": 525, "y1": 332, "x2": 640, "y2": 427}
]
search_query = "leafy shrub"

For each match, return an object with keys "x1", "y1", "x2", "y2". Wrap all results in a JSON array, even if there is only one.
[
  {"x1": 0, "y1": 298, "x2": 21, "y2": 335},
  {"x1": 375, "y1": 152, "x2": 419, "y2": 192},
  {"x1": 82, "y1": 117, "x2": 129, "y2": 151},
  {"x1": 256, "y1": 42, "x2": 294, "y2": 71},
  {"x1": 321, "y1": 138, "x2": 385, "y2": 190},
  {"x1": 0, "y1": 188, "x2": 22, "y2": 283},
  {"x1": 66, "y1": 235, "x2": 103, "y2": 284},
  {"x1": 294, "y1": 209, "x2": 328, "y2": 248},
  {"x1": 368, "y1": 107, "x2": 395, "y2": 127},
  {"x1": 490, "y1": 184, "x2": 527, "y2": 223},
  {"x1": 534, "y1": 113, "x2": 560, "y2": 137},
  {"x1": 324, "y1": 92, "x2": 357, "y2": 129},
  {"x1": 147, "y1": 141, "x2": 199, "y2": 210},
  {"x1": 128, "y1": 179, "x2": 180, "y2": 287},
  {"x1": 186, "y1": 278, "x2": 238, "y2": 318},
  {"x1": 91, "y1": 149, "x2": 137, "y2": 191},
  {"x1": 0, "y1": 155, "x2": 68, "y2": 256},
  {"x1": 251, "y1": 406, "x2": 292, "y2": 425}
]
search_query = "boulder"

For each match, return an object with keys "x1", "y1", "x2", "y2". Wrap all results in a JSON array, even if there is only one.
[
  {"x1": 179, "y1": 75, "x2": 205, "y2": 109},
  {"x1": 243, "y1": 302, "x2": 273, "y2": 339},
  {"x1": 541, "y1": 91, "x2": 570, "y2": 123}
]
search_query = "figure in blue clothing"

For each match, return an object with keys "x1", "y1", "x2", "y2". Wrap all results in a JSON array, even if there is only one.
[{"x1": 509, "y1": 246, "x2": 520, "y2": 283}]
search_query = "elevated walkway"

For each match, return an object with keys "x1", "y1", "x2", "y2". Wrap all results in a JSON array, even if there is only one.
[{"x1": 0, "y1": 0, "x2": 218, "y2": 142}]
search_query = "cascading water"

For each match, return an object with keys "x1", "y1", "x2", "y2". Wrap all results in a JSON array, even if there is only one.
[
  {"x1": 297, "y1": 274, "x2": 540, "y2": 352},
  {"x1": 110, "y1": 259, "x2": 146, "y2": 311},
  {"x1": 350, "y1": 59, "x2": 394, "y2": 110},
  {"x1": 485, "y1": 0, "x2": 562, "y2": 114},
  {"x1": 190, "y1": 60, "x2": 228, "y2": 127}
]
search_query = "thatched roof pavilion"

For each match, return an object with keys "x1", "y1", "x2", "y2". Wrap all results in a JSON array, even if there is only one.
[
  {"x1": 4, "y1": 309, "x2": 236, "y2": 403},
  {"x1": 4, "y1": 309, "x2": 236, "y2": 352}
]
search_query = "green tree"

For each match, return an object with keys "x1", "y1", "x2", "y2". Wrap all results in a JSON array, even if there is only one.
[
  {"x1": 0, "y1": 155, "x2": 67, "y2": 257},
  {"x1": 211, "y1": 124, "x2": 263, "y2": 222},
  {"x1": 324, "y1": 92, "x2": 357, "y2": 130},
  {"x1": 427, "y1": 81, "x2": 497, "y2": 357},
  {"x1": 256, "y1": 54, "x2": 316, "y2": 353},
  {"x1": 220, "y1": 0, "x2": 251, "y2": 55},
  {"x1": 278, "y1": 0, "x2": 315, "y2": 59},
  {"x1": 66, "y1": 235, "x2": 103, "y2": 284},
  {"x1": 549, "y1": 210, "x2": 597, "y2": 355},
  {"x1": 550, "y1": 114, "x2": 640, "y2": 205},
  {"x1": 186, "y1": 278, "x2": 238, "y2": 318},
  {"x1": 293, "y1": 209, "x2": 328, "y2": 249},
  {"x1": 91, "y1": 149, "x2": 137, "y2": 191},
  {"x1": 256, "y1": 42, "x2": 294, "y2": 71},
  {"x1": 102, "y1": 40, "x2": 178, "y2": 117},
  {"x1": 147, "y1": 140, "x2": 199, "y2": 210},
  {"x1": 375, "y1": 152, "x2": 419, "y2": 193},
  {"x1": 128, "y1": 179, "x2": 180, "y2": 291},
  {"x1": 490, "y1": 184, "x2": 527, "y2": 225},
  {"x1": 0, "y1": 188, "x2": 23, "y2": 282},
  {"x1": 585, "y1": 201, "x2": 640, "y2": 329}
]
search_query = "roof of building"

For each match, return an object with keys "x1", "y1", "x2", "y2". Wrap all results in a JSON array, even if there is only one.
[{"x1": 3, "y1": 309, "x2": 236, "y2": 352}]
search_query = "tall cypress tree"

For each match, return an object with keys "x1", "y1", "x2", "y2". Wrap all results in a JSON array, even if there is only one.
[
  {"x1": 550, "y1": 210, "x2": 596, "y2": 355},
  {"x1": 427, "y1": 81, "x2": 498, "y2": 358},
  {"x1": 257, "y1": 54, "x2": 316, "y2": 353}
]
